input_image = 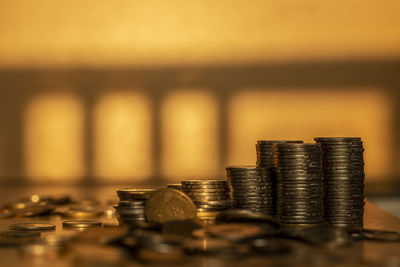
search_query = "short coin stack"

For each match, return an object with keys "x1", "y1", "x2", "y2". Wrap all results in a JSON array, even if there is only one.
[
  {"x1": 181, "y1": 180, "x2": 231, "y2": 217},
  {"x1": 114, "y1": 188, "x2": 157, "y2": 226},
  {"x1": 274, "y1": 143, "x2": 325, "y2": 225},
  {"x1": 116, "y1": 188, "x2": 156, "y2": 201},
  {"x1": 315, "y1": 137, "x2": 365, "y2": 231},
  {"x1": 225, "y1": 166, "x2": 274, "y2": 215}
]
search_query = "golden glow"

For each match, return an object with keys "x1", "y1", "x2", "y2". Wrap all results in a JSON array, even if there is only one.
[
  {"x1": 94, "y1": 91, "x2": 152, "y2": 182},
  {"x1": 228, "y1": 89, "x2": 392, "y2": 180},
  {"x1": 161, "y1": 90, "x2": 219, "y2": 181},
  {"x1": 24, "y1": 93, "x2": 84, "y2": 181},
  {"x1": 0, "y1": 1, "x2": 400, "y2": 66}
]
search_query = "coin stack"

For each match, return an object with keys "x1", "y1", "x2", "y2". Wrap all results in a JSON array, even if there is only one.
[
  {"x1": 117, "y1": 188, "x2": 156, "y2": 201},
  {"x1": 225, "y1": 166, "x2": 274, "y2": 215},
  {"x1": 274, "y1": 143, "x2": 325, "y2": 225},
  {"x1": 314, "y1": 137, "x2": 365, "y2": 231},
  {"x1": 114, "y1": 201, "x2": 146, "y2": 225},
  {"x1": 115, "y1": 188, "x2": 157, "y2": 226},
  {"x1": 256, "y1": 140, "x2": 304, "y2": 169},
  {"x1": 181, "y1": 180, "x2": 231, "y2": 217}
]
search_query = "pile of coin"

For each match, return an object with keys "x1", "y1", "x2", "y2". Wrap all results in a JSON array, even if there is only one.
[
  {"x1": 225, "y1": 166, "x2": 274, "y2": 215},
  {"x1": 315, "y1": 137, "x2": 365, "y2": 231},
  {"x1": 114, "y1": 188, "x2": 157, "y2": 226},
  {"x1": 181, "y1": 180, "x2": 231, "y2": 215},
  {"x1": 274, "y1": 143, "x2": 325, "y2": 225}
]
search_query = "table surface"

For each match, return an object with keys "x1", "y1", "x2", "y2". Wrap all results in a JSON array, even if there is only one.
[{"x1": 0, "y1": 186, "x2": 400, "y2": 267}]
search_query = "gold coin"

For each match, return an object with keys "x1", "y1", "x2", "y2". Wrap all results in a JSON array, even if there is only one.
[{"x1": 145, "y1": 189, "x2": 196, "y2": 224}]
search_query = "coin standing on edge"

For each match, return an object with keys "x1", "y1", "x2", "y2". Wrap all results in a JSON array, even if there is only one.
[{"x1": 145, "y1": 189, "x2": 197, "y2": 224}]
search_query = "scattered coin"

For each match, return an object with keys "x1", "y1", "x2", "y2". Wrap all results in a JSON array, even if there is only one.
[
  {"x1": 63, "y1": 204, "x2": 104, "y2": 219},
  {"x1": 0, "y1": 209, "x2": 14, "y2": 219},
  {"x1": 362, "y1": 229, "x2": 400, "y2": 242},
  {"x1": 62, "y1": 220, "x2": 102, "y2": 229},
  {"x1": 10, "y1": 223, "x2": 56, "y2": 231}
]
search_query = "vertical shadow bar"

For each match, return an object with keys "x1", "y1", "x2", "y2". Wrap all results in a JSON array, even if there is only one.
[
  {"x1": 151, "y1": 89, "x2": 164, "y2": 184},
  {"x1": 217, "y1": 90, "x2": 230, "y2": 178},
  {"x1": 81, "y1": 90, "x2": 96, "y2": 185},
  {"x1": 1, "y1": 89, "x2": 26, "y2": 185}
]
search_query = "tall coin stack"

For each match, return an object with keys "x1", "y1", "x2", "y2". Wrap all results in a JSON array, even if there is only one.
[
  {"x1": 115, "y1": 188, "x2": 157, "y2": 226},
  {"x1": 256, "y1": 140, "x2": 304, "y2": 214},
  {"x1": 274, "y1": 143, "x2": 325, "y2": 225},
  {"x1": 256, "y1": 140, "x2": 304, "y2": 169},
  {"x1": 181, "y1": 180, "x2": 231, "y2": 215},
  {"x1": 225, "y1": 166, "x2": 274, "y2": 215},
  {"x1": 314, "y1": 137, "x2": 365, "y2": 231}
]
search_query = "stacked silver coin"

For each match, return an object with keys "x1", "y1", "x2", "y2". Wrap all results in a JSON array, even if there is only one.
[
  {"x1": 181, "y1": 180, "x2": 231, "y2": 213},
  {"x1": 274, "y1": 143, "x2": 325, "y2": 225},
  {"x1": 315, "y1": 137, "x2": 365, "y2": 231},
  {"x1": 115, "y1": 188, "x2": 157, "y2": 226},
  {"x1": 256, "y1": 140, "x2": 304, "y2": 169},
  {"x1": 116, "y1": 188, "x2": 156, "y2": 201},
  {"x1": 225, "y1": 166, "x2": 274, "y2": 215},
  {"x1": 256, "y1": 140, "x2": 304, "y2": 214}
]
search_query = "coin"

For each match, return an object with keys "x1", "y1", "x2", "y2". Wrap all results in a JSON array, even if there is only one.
[
  {"x1": 62, "y1": 220, "x2": 102, "y2": 229},
  {"x1": 182, "y1": 180, "x2": 227, "y2": 185},
  {"x1": 145, "y1": 189, "x2": 197, "y2": 224},
  {"x1": 63, "y1": 204, "x2": 104, "y2": 219},
  {"x1": 0, "y1": 209, "x2": 14, "y2": 218},
  {"x1": 117, "y1": 188, "x2": 157, "y2": 201},
  {"x1": 10, "y1": 223, "x2": 56, "y2": 231}
]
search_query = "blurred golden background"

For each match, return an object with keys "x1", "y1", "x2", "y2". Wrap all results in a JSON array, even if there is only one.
[{"x1": 0, "y1": 1, "x2": 400, "y2": 195}]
